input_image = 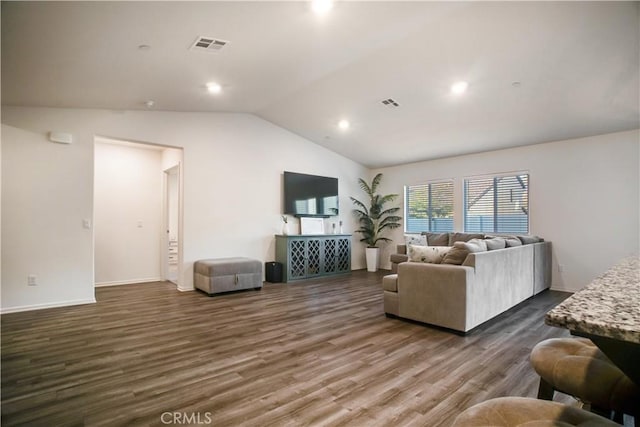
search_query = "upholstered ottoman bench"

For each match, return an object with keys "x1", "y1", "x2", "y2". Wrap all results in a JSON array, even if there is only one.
[
  {"x1": 194, "y1": 257, "x2": 262, "y2": 296},
  {"x1": 530, "y1": 337, "x2": 640, "y2": 420},
  {"x1": 452, "y1": 396, "x2": 619, "y2": 426}
]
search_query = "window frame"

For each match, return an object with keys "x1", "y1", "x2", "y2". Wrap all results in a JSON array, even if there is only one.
[
  {"x1": 404, "y1": 179, "x2": 455, "y2": 233},
  {"x1": 463, "y1": 171, "x2": 530, "y2": 234}
]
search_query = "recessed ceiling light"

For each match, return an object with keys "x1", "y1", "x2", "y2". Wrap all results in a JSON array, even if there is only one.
[
  {"x1": 338, "y1": 119, "x2": 350, "y2": 130},
  {"x1": 312, "y1": 0, "x2": 334, "y2": 15},
  {"x1": 137, "y1": 44, "x2": 151, "y2": 51},
  {"x1": 144, "y1": 100, "x2": 155, "y2": 108},
  {"x1": 206, "y1": 82, "x2": 222, "y2": 94},
  {"x1": 451, "y1": 81, "x2": 469, "y2": 95},
  {"x1": 512, "y1": 81, "x2": 522, "y2": 88}
]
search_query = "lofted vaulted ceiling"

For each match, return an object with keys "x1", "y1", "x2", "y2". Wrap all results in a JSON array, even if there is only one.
[{"x1": 2, "y1": 1, "x2": 639, "y2": 167}]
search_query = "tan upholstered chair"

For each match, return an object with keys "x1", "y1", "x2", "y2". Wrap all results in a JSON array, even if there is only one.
[
  {"x1": 530, "y1": 337, "x2": 640, "y2": 424},
  {"x1": 452, "y1": 396, "x2": 620, "y2": 426}
]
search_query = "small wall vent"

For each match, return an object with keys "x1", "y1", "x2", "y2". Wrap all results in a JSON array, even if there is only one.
[
  {"x1": 190, "y1": 36, "x2": 229, "y2": 53},
  {"x1": 381, "y1": 98, "x2": 400, "y2": 107}
]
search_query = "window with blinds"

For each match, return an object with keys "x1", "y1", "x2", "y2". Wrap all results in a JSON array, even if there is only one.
[
  {"x1": 464, "y1": 173, "x2": 529, "y2": 233},
  {"x1": 405, "y1": 180, "x2": 454, "y2": 233}
]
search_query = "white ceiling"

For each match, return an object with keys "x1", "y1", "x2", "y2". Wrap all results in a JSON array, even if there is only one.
[{"x1": 2, "y1": 1, "x2": 638, "y2": 168}]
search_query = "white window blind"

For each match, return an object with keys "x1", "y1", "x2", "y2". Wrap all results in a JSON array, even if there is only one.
[
  {"x1": 464, "y1": 173, "x2": 529, "y2": 233},
  {"x1": 405, "y1": 181, "x2": 454, "y2": 233}
]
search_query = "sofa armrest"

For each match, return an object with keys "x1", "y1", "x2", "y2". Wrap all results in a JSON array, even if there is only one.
[
  {"x1": 532, "y1": 241, "x2": 552, "y2": 294},
  {"x1": 397, "y1": 262, "x2": 474, "y2": 331},
  {"x1": 390, "y1": 254, "x2": 409, "y2": 264},
  {"x1": 390, "y1": 245, "x2": 408, "y2": 274},
  {"x1": 462, "y1": 244, "x2": 534, "y2": 326},
  {"x1": 390, "y1": 254, "x2": 408, "y2": 273}
]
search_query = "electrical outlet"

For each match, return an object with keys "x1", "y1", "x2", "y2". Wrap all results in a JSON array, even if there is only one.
[
  {"x1": 558, "y1": 264, "x2": 565, "y2": 272},
  {"x1": 28, "y1": 275, "x2": 37, "y2": 286}
]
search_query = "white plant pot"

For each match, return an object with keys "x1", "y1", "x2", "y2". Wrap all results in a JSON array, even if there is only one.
[{"x1": 365, "y1": 247, "x2": 379, "y2": 272}]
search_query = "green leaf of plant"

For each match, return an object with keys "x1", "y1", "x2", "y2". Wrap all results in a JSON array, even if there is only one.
[{"x1": 350, "y1": 173, "x2": 402, "y2": 248}]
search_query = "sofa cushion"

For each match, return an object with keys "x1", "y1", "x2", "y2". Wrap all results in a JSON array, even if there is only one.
[
  {"x1": 505, "y1": 237, "x2": 523, "y2": 247},
  {"x1": 448, "y1": 232, "x2": 485, "y2": 246},
  {"x1": 518, "y1": 235, "x2": 542, "y2": 245},
  {"x1": 423, "y1": 232, "x2": 449, "y2": 246},
  {"x1": 485, "y1": 237, "x2": 507, "y2": 251},
  {"x1": 461, "y1": 238, "x2": 488, "y2": 253},
  {"x1": 487, "y1": 234, "x2": 524, "y2": 247},
  {"x1": 404, "y1": 233, "x2": 427, "y2": 247},
  {"x1": 407, "y1": 244, "x2": 451, "y2": 264}
]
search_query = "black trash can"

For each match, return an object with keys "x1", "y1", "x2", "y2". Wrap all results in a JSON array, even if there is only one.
[{"x1": 265, "y1": 261, "x2": 283, "y2": 283}]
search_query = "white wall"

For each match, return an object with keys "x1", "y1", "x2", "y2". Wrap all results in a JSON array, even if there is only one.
[
  {"x1": 1, "y1": 106, "x2": 369, "y2": 312},
  {"x1": 94, "y1": 142, "x2": 163, "y2": 285},
  {"x1": 1, "y1": 124, "x2": 96, "y2": 311},
  {"x1": 374, "y1": 129, "x2": 640, "y2": 292},
  {"x1": 162, "y1": 147, "x2": 182, "y2": 171}
]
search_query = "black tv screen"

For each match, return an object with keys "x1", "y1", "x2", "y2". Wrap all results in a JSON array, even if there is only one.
[{"x1": 283, "y1": 171, "x2": 338, "y2": 217}]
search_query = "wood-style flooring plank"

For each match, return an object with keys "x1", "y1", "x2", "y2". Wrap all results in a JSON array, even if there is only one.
[{"x1": 2, "y1": 270, "x2": 573, "y2": 426}]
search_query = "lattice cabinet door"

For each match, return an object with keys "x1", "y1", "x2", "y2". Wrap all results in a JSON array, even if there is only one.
[
  {"x1": 306, "y1": 238, "x2": 322, "y2": 277},
  {"x1": 287, "y1": 238, "x2": 308, "y2": 280},
  {"x1": 335, "y1": 237, "x2": 351, "y2": 273},
  {"x1": 323, "y1": 238, "x2": 338, "y2": 274}
]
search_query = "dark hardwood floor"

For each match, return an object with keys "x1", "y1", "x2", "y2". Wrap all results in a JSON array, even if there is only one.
[{"x1": 2, "y1": 271, "x2": 574, "y2": 426}]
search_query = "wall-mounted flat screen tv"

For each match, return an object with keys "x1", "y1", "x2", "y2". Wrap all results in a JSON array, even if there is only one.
[{"x1": 283, "y1": 171, "x2": 338, "y2": 217}]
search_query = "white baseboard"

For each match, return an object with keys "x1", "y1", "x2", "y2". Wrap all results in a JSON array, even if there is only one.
[
  {"x1": 95, "y1": 277, "x2": 162, "y2": 287},
  {"x1": 1, "y1": 298, "x2": 96, "y2": 314},
  {"x1": 177, "y1": 285, "x2": 194, "y2": 292}
]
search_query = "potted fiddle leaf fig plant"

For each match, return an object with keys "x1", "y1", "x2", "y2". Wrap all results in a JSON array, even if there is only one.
[{"x1": 350, "y1": 173, "x2": 402, "y2": 272}]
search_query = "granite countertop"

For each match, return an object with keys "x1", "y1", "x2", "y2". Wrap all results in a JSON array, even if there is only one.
[{"x1": 545, "y1": 255, "x2": 640, "y2": 344}]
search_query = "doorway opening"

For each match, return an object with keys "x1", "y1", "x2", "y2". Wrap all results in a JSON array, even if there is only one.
[
  {"x1": 164, "y1": 165, "x2": 180, "y2": 285},
  {"x1": 93, "y1": 136, "x2": 184, "y2": 290}
]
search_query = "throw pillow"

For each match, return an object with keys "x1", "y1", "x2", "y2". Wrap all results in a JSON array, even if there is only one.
[
  {"x1": 424, "y1": 232, "x2": 449, "y2": 246},
  {"x1": 404, "y1": 234, "x2": 427, "y2": 247},
  {"x1": 441, "y1": 244, "x2": 469, "y2": 265},
  {"x1": 442, "y1": 239, "x2": 487, "y2": 265},
  {"x1": 407, "y1": 244, "x2": 451, "y2": 264},
  {"x1": 485, "y1": 237, "x2": 507, "y2": 251},
  {"x1": 461, "y1": 238, "x2": 488, "y2": 253},
  {"x1": 448, "y1": 232, "x2": 485, "y2": 246}
]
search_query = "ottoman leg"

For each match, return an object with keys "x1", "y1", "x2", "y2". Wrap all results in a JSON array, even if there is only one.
[
  {"x1": 588, "y1": 404, "x2": 612, "y2": 420},
  {"x1": 611, "y1": 411, "x2": 623, "y2": 424},
  {"x1": 537, "y1": 378, "x2": 555, "y2": 400}
]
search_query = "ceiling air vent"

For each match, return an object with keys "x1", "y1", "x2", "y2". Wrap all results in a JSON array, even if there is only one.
[
  {"x1": 381, "y1": 98, "x2": 400, "y2": 107},
  {"x1": 190, "y1": 36, "x2": 229, "y2": 53}
]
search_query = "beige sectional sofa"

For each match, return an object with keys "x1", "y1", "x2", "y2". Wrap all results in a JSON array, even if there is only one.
[{"x1": 384, "y1": 232, "x2": 552, "y2": 333}]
